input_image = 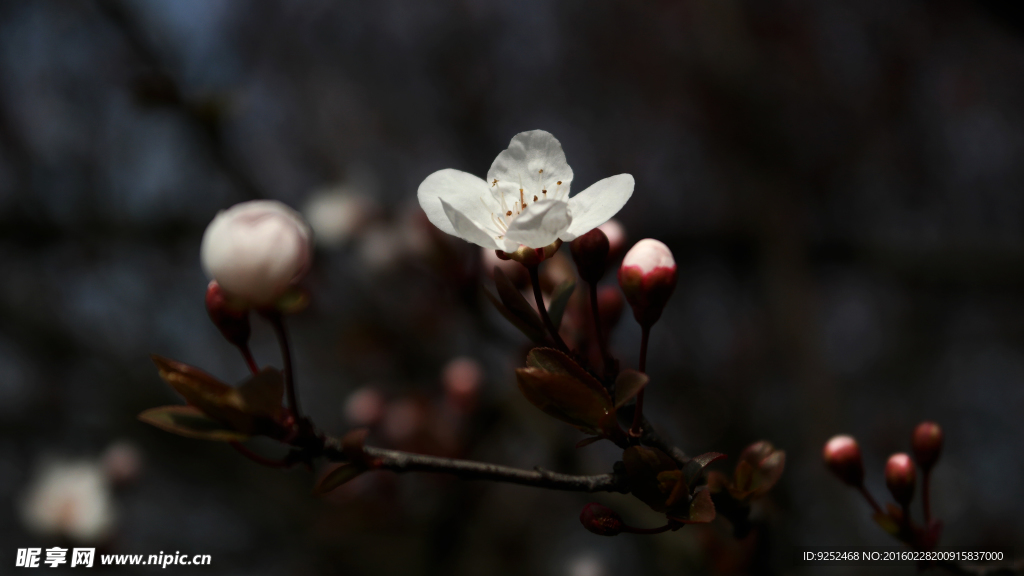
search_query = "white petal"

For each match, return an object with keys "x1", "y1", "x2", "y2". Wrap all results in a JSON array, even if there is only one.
[
  {"x1": 486, "y1": 130, "x2": 574, "y2": 205},
  {"x1": 503, "y1": 199, "x2": 571, "y2": 248},
  {"x1": 440, "y1": 199, "x2": 505, "y2": 250},
  {"x1": 561, "y1": 174, "x2": 634, "y2": 241},
  {"x1": 417, "y1": 169, "x2": 497, "y2": 237}
]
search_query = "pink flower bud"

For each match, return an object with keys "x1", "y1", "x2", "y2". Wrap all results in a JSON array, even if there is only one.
[
  {"x1": 344, "y1": 387, "x2": 386, "y2": 427},
  {"x1": 579, "y1": 503, "x2": 624, "y2": 536},
  {"x1": 200, "y1": 200, "x2": 313, "y2": 307},
  {"x1": 101, "y1": 441, "x2": 143, "y2": 487},
  {"x1": 885, "y1": 453, "x2": 916, "y2": 506},
  {"x1": 911, "y1": 421, "x2": 943, "y2": 470},
  {"x1": 617, "y1": 239, "x2": 677, "y2": 327},
  {"x1": 823, "y1": 435, "x2": 864, "y2": 487},
  {"x1": 205, "y1": 281, "x2": 251, "y2": 348},
  {"x1": 598, "y1": 219, "x2": 626, "y2": 260},
  {"x1": 570, "y1": 228, "x2": 610, "y2": 284}
]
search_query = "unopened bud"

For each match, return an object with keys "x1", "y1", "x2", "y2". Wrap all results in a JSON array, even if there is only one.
[
  {"x1": 205, "y1": 281, "x2": 251, "y2": 348},
  {"x1": 570, "y1": 228, "x2": 610, "y2": 284},
  {"x1": 598, "y1": 219, "x2": 627, "y2": 261},
  {"x1": 579, "y1": 503, "x2": 624, "y2": 536},
  {"x1": 823, "y1": 435, "x2": 864, "y2": 487},
  {"x1": 885, "y1": 453, "x2": 916, "y2": 506},
  {"x1": 443, "y1": 357, "x2": 483, "y2": 414},
  {"x1": 617, "y1": 239, "x2": 677, "y2": 327},
  {"x1": 911, "y1": 421, "x2": 943, "y2": 470}
]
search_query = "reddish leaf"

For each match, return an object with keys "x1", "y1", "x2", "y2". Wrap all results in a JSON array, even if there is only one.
[
  {"x1": 138, "y1": 406, "x2": 250, "y2": 442},
  {"x1": 516, "y1": 368, "x2": 614, "y2": 435},
  {"x1": 313, "y1": 463, "x2": 367, "y2": 496},
  {"x1": 668, "y1": 489, "x2": 716, "y2": 524},
  {"x1": 526, "y1": 348, "x2": 610, "y2": 399},
  {"x1": 623, "y1": 446, "x2": 679, "y2": 512},
  {"x1": 613, "y1": 370, "x2": 648, "y2": 409},
  {"x1": 683, "y1": 451, "x2": 727, "y2": 488},
  {"x1": 750, "y1": 451, "x2": 785, "y2": 497}
]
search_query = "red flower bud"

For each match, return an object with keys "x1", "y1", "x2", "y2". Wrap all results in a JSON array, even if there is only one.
[
  {"x1": 618, "y1": 239, "x2": 677, "y2": 327},
  {"x1": 570, "y1": 228, "x2": 610, "y2": 284},
  {"x1": 823, "y1": 435, "x2": 864, "y2": 487},
  {"x1": 205, "y1": 280, "x2": 251, "y2": 348},
  {"x1": 579, "y1": 503, "x2": 624, "y2": 536},
  {"x1": 885, "y1": 453, "x2": 916, "y2": 506},
  {"x1": 911, "y1": 421, "x2": 943, "y2": 470}
]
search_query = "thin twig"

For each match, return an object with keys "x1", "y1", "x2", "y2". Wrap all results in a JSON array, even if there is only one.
[
  {"x1": 264, "y1": 312, "x2": 300, "y2": 419},
  {"x1": 527, "y1": 264, "x2": 570, "y2": 353},
  {"x1": 630, "y1": 325, "x2": 651, "y2": 437},
  {"x1": 321, "y1": 439, "x2": 628, "y2": 493}
]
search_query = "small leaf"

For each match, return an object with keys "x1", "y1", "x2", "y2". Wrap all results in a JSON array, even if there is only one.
[
  {"x1": 483, "y1": 289, "x2": 547, "y2": 344},
  {"x1": 547, "y1": 278, "x2": 576, "y2": 332},
  {"x1": 750, "y1": 451, "x2": 785, "y2": 497},
  {"x1": 138, "y1": 406, "x2": 250, "y2": 442},
  {"x1": 236, "y1": 368, "x2": 286, "y2": 420},
  {"x1": 516, "y1": 368, "x2": 614, "y2": 435},
  {"x1": 623, "y1": 446, "x2": 679, "y2": 512},
  {"x1": 493, "y1": 267, "x2": 547, "y2": 336},
  {"x1": 668, "y1": 489, "x2": 716, "y2": 524},
  {"x1": 613, "y1": 370, "x2": 648, "y2": 409},
  {"x1": 682, "y1": 451, "x2": 727, "y2": 489},
  {"x1": 526, "y1": 348, "x2": 609, "y2": 399},
  {"x1": 656, "y1": 470, "x2": 683, "y2": 495},
  {"x1": 313, "y1": 463, "x2": 367, "y2": 496}
]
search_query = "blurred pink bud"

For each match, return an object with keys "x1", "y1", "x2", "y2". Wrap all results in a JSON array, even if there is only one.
[
  {"x1": 885, "y1": 453, "x2": 916, "y2": 506},
  {"x1": 101, "y1": 442, "x2": 143, "y2": 487},
  {"x1": 598, "y1": 219, "x2": 626, "y2": 260},
  {"x1": 344, "y1": 387, "x2": 386, "y2": 427},
  {"x1": 570, "y1": 228, "x2": 610, "y2": 284},
  {"x1": 823, "y1": 435, "x2": 864, "y2": 487},
  {"x1": 382, "y1": 398, "x2": 424, "y2": 443},
  {"x1": 200, "y1": 200, "x2": 313, "y2": 306},
  {"x1": 911, "y1": 421, "x2": 943, "y2": 470},
  {"x1": 579, "y1": 503, "x2": 624, "y2": 536},
  {"x1": 442, "y1": 357, "x2": 482, "y2": 413},
  {"x1": 205, "y1": 281, "x2": 251, "y2": 348},
  {"x1": 617, "y1": 239, "x2": 677, "y2": 327}
]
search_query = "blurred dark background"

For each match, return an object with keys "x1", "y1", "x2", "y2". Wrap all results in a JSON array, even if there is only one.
[{"x1": 1, "y1": 0, "x2": 1023, "y2": 574}]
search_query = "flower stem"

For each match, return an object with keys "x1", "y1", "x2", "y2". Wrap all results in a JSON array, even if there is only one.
[
  {"x1": 527, "y1": 264, "x2": 570, "y2": 353},
  {"x1": 589, "y1": 282, "x2": 612, "y2": 379},
  {"x1": 264, "y1": 311, "x2": 300, "y2": 420},
  {"x1": 858, "y1": 484, "x2": 883, "y2": 515},
  {"x1": 623, "y1": 522, "x2": 677, "y2": 535},
  {"x1": 238, "y1": 344, "x2": 259, "y2": 376},
  {"x1": 923, "y1": 468, "x2": 932, "y2": 525},
  {"x1": 629, "y1": 324, "x2": 651, "y2": 437}
]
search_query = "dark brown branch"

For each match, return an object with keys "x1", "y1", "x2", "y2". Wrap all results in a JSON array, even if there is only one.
[{"x1": 321, "y1": 439, "x2": 628, "y2": 493}]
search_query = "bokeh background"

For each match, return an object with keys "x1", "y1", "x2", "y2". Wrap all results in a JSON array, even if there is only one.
[{"x1": 1, "y1": 0, "x2": 1023, "y2": 574}]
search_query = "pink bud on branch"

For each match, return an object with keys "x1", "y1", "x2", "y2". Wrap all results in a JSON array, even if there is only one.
[
  {"x1": 885, "y1": 453, "x2": 916, "y2": 507},
  {"x1": 911, "y1": 421, "x2": 943, "y2": 471},
  {"x1": 823, "y1": 435, "x2": 865, "y2": 487},
  {"x1": 580, "y1": 503, "x2": 624, "y2": 536},
  {"x1": 570, "y1": 228, "x2": 610, "y2": 285},
  {"x1": 618, "y1": 239, "x2": 677, "y2": 328}
]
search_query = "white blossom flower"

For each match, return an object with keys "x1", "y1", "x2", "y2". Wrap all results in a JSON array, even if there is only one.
[
  {"x1": 20, "y1": 459, "x2": 116, "y2": 543},
  {"x1": 200, "y1": 200, "x2": 313, "y2": 306},
  {"x1": 417, "y1": 130, "x2": 634, "y2": 251}
]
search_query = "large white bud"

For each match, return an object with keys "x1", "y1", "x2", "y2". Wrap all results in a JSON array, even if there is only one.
[{"x1": 200, "y1": 200, "x2": 313, "y2": 306}]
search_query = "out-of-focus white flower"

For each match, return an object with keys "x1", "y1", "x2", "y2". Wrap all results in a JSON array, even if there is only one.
[
  {"x1": 567, "y1": 553, "x2": 608, "y2": 576},
  {"x1": 200, "y1": 200, "x2": 313, "y2": 306},
  {"x1": 21, "y1": 459, "x2": 115, "y2": 543},
  {"x1": 302, "y1": 185, "x2": 376, "y2": 248},
  {"x1": 101, "y1": 442, "x2": 143, "y2": 487},
  {"x1": 418, "y1": 130, "x2": 634, "y2": 250},
  {"x1": 344, "y1": 386, "x2": 386, "y2": 427}
]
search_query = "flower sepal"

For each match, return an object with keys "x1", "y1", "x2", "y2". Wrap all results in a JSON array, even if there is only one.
[{"x1": 499, "y1": 239, "x2": 563, "y2": 267}]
